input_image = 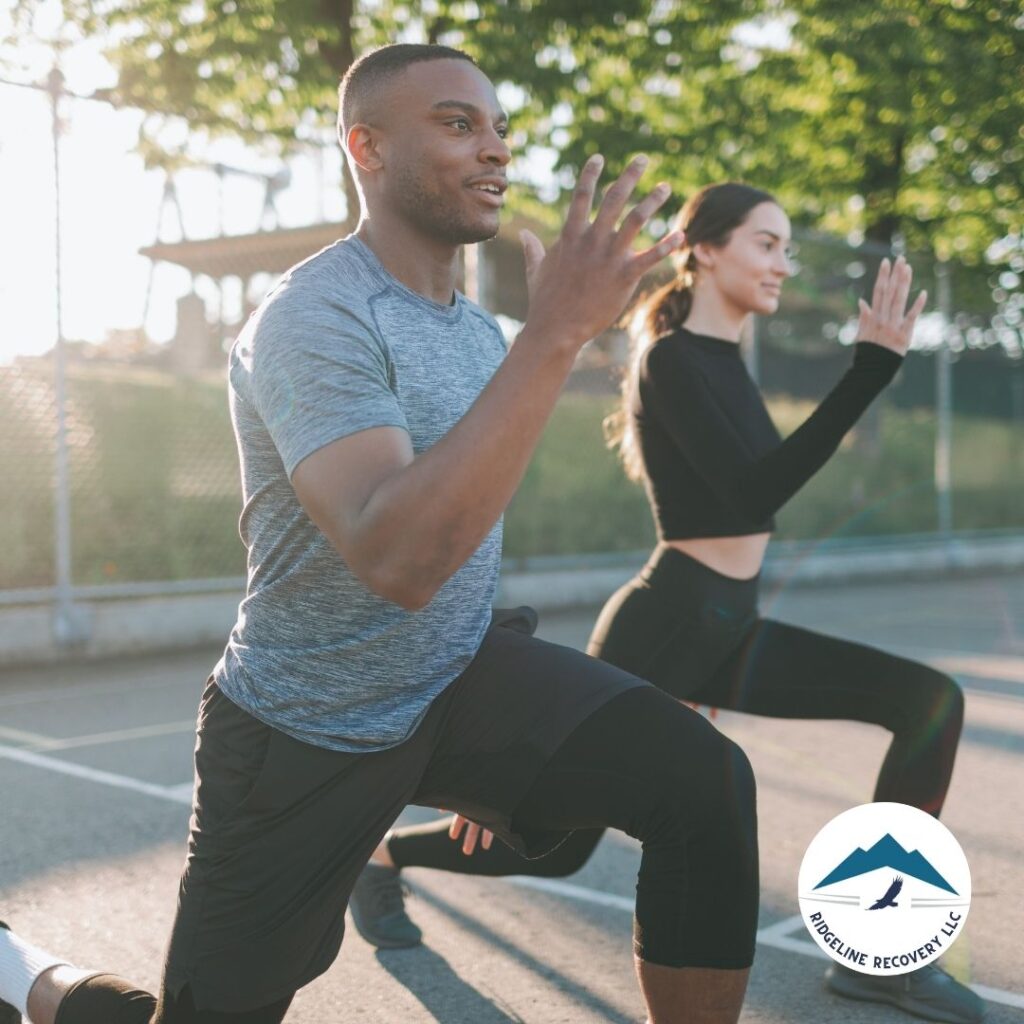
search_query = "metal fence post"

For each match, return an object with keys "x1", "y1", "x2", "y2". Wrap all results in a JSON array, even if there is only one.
[
  {"x1": 47, "y1": 65, "x2": 86, "y2": 648},
  {"x1": 935, "y1": 260, "x2": 954, "y2": 537}
]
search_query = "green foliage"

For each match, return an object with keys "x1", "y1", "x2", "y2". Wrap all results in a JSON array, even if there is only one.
[
  {"x1": 507, "y1": 389, "x2": 1024, "y2": 557},
  {"x1": 6, "y1": 0, "x2": 1020, "y2": 258},
  {"x1": 504, "y1": 393, "x2": 655, "y2": 558},
  {"x1": 1, "y1": 367, "x2": 1022, "y2": 589},
  {"x1": 457, "y1": 0, "x2": 1023, "y2": 262},
  {"x1": 0, "y1": 369, "x2": 56, "y2": 588},
  {"x1": 64, "y1": 367, "x2": 245, "y2": 583}
]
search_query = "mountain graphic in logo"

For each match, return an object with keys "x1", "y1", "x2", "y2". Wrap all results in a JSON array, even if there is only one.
[{"x1": 813, "y1": 833, "x2": 957, "y2": 894}]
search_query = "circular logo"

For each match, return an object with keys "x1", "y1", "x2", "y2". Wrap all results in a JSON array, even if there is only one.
[{"x1": 798, "y1": 803, "x2": 971, "y2": 976}]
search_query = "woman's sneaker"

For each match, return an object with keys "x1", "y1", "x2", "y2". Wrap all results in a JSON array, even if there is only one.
[
  {"x1": 825, "y1": 961, "x2": 986, "y2": 1023},
  {"x1": 348, "y1": 865, "x2": 422, "y2": 949}
]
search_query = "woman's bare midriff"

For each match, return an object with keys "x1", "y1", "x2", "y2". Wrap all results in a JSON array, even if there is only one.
[{"x1": 663, "y1": 533, "x2": 771, "y2": 581}]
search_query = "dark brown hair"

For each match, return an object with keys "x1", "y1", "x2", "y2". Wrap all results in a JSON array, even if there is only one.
[{"x1": 606, "y1": 182, "x2": 778, "y2": 481}]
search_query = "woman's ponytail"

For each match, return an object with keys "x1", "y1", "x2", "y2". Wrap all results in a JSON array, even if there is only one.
[{"x1": 604, "y1": 181, "x2": 776, "y2": 482}]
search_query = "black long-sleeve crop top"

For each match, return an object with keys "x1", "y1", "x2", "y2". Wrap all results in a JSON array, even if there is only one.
[{"x1": 633, "y1": 328, "x2": 903, "y2": 540}]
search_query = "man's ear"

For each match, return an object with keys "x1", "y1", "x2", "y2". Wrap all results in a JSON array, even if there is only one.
[{"x1": 347, "y1": 124, "x2": 384, "y2": 173}]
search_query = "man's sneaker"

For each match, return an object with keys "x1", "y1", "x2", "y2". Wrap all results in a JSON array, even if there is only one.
[
  {"x1": 825, "y1": 962, "x2": 986, "y2": 1023},
  {"x1": 0, "y1": 921, "x2": 22, "y2": 1024},
  {"x1": 348, "y1": 864, "x2": 422, "y2": 949}
]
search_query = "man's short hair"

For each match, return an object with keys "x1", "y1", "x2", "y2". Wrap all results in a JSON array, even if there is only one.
[{"x1": 337, "y1": 43, "x2": 478, "y2": 146}]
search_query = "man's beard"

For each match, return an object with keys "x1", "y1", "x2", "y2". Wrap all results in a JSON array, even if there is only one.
[{"x1": 392, "y1": 164, "x2": 499, "y2": 246}]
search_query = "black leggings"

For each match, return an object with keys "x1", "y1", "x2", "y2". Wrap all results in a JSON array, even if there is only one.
[
  {"x1": 390, "y1": 546, "x2": 964, "y2": 891},
  {"x1": 51, "y1": 684, "x2": 758, "y2": 1021}
]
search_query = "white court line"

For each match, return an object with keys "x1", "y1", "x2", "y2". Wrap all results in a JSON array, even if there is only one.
[
  {"x1": 0, "y1": 742, "x2": 192, "y2": 805},
  {"x1": 928, "y1": 655, "x2": 1024, "y2": 684},
  {"x1": 506, "y1": 882, "x2": 1024, "y2": 1010},
  {"x1": 0, "y1": 720, "x2": 196, "y2": 753},
  {"x1": 3, "y1": 742, "x2": 1023, "y2": 1012},
  {"x1": 26, "y1": 720, "x2": 196, "y2": 752},
  {"x1": 0, "y1": 677, "x2": 185, "y2": 710},
  {"x1": 506, "y1": 875, "x2": 634, "y2": 913}
]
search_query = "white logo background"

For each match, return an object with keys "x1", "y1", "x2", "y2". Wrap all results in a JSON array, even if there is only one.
[{"x1": 798, "y1": 803, "x2": 971, "y2": 976}]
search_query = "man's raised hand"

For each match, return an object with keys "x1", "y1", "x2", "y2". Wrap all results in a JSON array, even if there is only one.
[{"x1": 519, "y1": 154, "x2": 684, "y2": 351}]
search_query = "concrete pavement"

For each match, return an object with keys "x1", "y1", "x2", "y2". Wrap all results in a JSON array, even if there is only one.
[{"x1": 1, "y1": 572, "x2": 1022, "y2": 1022}]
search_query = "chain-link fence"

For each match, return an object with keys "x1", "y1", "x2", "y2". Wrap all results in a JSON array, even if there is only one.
[{"x1": 3, "y1": 78, "x2": 1023, "y2": 627}]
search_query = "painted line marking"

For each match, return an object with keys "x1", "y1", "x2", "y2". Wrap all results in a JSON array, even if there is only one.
[
  {"x1": 929, "y1": 654, "x2": 1024, "y2": 684},
  {"x1": 3, "y1": 742, "x2": 1024, "y2": 1011},
  {"x1": 0, "y1": 742, "x2": 192, "y2": 805},
  {"x1": 18, "y1": 720, "x2": 196, "y2": 753},
  {"x1": 0, "y1": 677, "x2": 188, "y2": 710},
  {"x1": 501, "y1": 886, "x2": 1024, "y2": 1009},
  {"x1": 0, "y1": 721, "x2": 195, "y2": 753},
  {"x1": 0, "y1": 724, "x2": 53, "y2": 746},
  {"x1": 505, "y1": 875, "x2": 633, "y2": 913}
]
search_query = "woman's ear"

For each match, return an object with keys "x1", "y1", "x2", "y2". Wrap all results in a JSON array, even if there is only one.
[{"x1": 691, "y1": 242, "x2": 715, "y2": 271}]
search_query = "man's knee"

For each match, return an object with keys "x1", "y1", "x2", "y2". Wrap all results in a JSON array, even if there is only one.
[
  {"x1": 688, "y1": 733, "x2": 757, "y2": 846},
  {"x1": 531, "y1": 828, "x2": 603, "y2": 877},
  {"x1": 642, "y1": 719, "x2": 757, "y2": 853}
]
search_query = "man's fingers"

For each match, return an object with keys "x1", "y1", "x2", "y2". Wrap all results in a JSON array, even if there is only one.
[
  {"x1": 449, "y1": 814, "x2": 466, "y2": 840},
  {"x1": 482, "y1": 829, "x2": 494, "y2": 850},
  {"x1": 564, "y1": 154, "x2": 604, "y2": 237},
  {"x1": 520, "y1": 229, "x2": 545, "y2": 280},
  {"x1": 615, "y1": 182, "x2": 672, "y2": 250},
  {"x1": 591, "y1": 155, "x2": 650, "y2": 235},
  {"x1": 631, "y1": 230, "x2": 686, "y2": 277}
]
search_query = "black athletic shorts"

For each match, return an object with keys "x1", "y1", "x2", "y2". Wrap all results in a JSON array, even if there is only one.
[{"x1": 161, "y1": 616, "x2": 646, "y2": 1013}]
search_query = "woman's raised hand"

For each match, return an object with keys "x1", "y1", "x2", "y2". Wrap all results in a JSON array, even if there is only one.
[{"x1": 856, "y1": 255, "x2": 928, "y2": 356}]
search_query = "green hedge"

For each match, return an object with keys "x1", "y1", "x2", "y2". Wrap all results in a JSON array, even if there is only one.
[{"x1": 2, "y1": 367, "x2": 1021, "y2": 590}]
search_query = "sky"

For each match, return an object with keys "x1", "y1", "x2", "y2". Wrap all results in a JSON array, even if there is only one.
[
  {"x1": 0, "y1": 2, "x2": 972, "y2": 365},
  {"x1": 0, "y1": 0, "x2": 350, "y2": 364}
]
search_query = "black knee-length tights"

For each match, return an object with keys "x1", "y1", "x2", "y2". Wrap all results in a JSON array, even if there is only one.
[
  {"x1": 51, "y1": 683, "x2": 760, "y2": 1021},
  {"x1": 389, "y1": 548, "x2": 964, "y2": 880}
]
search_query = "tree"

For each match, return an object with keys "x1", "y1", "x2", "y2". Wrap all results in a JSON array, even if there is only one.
[
  {"x1": 457, "y1": 0, "x2": 1021, "y2": 263},
  {"x1": 6, "y1": 0, "x2": 1020, "y2": 261}
]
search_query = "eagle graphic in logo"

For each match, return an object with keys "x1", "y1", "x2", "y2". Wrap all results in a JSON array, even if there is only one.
[{"x1": 867, "y1": 875, "x2": 903, "y2": 910}]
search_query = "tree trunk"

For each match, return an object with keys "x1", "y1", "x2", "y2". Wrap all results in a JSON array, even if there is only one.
[{"x1": 317, "y1": 0, "x2": 360, "y2": 228}]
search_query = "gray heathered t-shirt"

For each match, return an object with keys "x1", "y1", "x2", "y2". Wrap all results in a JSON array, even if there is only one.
[{"x1": 213, "y1": 235, "x2": 508, "y2": 752}]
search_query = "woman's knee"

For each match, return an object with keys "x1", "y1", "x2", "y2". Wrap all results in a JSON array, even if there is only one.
[{"x1": 904, "y1": 665, "x2": 965, "y2": 735}]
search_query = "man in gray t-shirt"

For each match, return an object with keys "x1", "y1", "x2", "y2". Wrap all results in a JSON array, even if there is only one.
[
  {"x1": 216, "y1": 233, "x2": 508, "y2": 751},
  {"x1": 2, "y1": 44, "x2": 759, "y2": 1024}
]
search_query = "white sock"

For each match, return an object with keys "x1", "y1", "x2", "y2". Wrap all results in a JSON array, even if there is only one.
[{"x1": 0, "y1": 927, "x2": 70, "y2": 1017}]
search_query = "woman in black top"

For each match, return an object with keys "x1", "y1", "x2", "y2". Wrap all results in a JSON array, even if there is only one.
[{"x1": 361, "y1": 184, "x2": 981, "y2": 1024}]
